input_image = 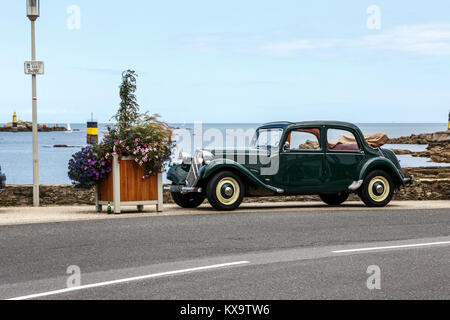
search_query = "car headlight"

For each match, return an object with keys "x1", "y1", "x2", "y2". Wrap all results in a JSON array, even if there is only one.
[
  {"x1": 202, "y1": 151, "x2": 214, "y2": 165},
  {"x1": 177, "y1": 152, "x2": 192, "y2": 165}
]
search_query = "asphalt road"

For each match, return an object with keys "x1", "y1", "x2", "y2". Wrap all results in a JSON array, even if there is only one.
[{"x1": 0, "y1": 207, "x2": 449, "y2": 300}]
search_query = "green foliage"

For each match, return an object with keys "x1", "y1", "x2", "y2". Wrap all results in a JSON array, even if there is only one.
[
  {"x1": 106, "y1": 69, "x2": 174, "y2": 176},
  {"x1": 103, "y1": 112, "x2": 174, "y2": 177},
  {"x1": 113, "y1": 70, "x2": 140, "y2": 133}
]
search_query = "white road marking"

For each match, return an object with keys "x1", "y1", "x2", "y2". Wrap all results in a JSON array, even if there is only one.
[
  {"x1": 7, "y1": 261, "x2": 250, "y2": 300},
  {"x1": 332, "y1": 241, "x2": 450, "y2": 254}
]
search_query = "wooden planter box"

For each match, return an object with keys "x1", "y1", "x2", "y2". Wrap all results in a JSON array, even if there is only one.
[{"x1": 96, "y1": 155, "x2": 163, "y2": 214}]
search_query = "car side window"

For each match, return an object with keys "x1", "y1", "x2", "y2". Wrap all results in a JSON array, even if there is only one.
[
  {"x1": 327, "y1": 129, "x2": 360, "y2": 151},
  {"x1": 288, "y1": 129, "x2": 321, "y2": 151}
]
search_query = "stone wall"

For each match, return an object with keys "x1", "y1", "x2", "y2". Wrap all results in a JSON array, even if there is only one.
[
  {"x1": 1, "y1": 167, "x2": 449, "y2": 207},
  {"x1": 0, "y1": 185, "x2": 95, "y2": 206}
]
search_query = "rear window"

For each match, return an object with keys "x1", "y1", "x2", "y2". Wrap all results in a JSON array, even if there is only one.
[{"x1": 327, "y1": 129, "x2": 360, "y2": 151}]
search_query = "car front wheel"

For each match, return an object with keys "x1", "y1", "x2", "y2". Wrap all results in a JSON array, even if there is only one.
[
  {"x1": 207, "y1": 171, "x2": 244, "y2": 211},
  {"x1": 359, "y1": 170, "x2": 395, "y2": 207},
  {"x1": 319, "y1": 193, "x2": 349, "y2": 206},
  {"x1": 171, "y1": 191, "x2": 205, "y2": 208}
]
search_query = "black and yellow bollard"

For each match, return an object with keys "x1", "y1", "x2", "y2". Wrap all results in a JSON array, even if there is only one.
[
  {"x1": 12, "y1": 112, "x2": 18, "y2": 132},
  {"x1": 87, "y1": 121, "x2": 98, "y2": 145},
  {"x1": 448, "y1": 109, "x2": 450, "y2": 131}
]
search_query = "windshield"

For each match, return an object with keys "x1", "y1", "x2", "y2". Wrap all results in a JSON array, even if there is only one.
[{"x1": 251, "y1": 128, "x2": 284, "y2": 149}]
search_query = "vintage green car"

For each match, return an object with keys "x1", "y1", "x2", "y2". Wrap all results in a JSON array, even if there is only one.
[{"x1": 166, "y1": 121, "x2": 414, "y2": 211}]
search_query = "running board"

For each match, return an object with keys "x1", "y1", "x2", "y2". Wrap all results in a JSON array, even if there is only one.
[{"x1": 266, "y1": 185, "x2": 285, "y2": 194}]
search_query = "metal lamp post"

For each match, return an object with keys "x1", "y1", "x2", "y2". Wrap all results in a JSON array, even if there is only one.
[{"x1": 27, "y1": 0, "x2": 40, "y2": 207}]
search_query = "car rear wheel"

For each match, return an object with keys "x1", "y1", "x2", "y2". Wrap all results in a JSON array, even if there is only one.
[
  {"x1": 319, "y1": 193, "x2": 349, "y2": 206},
  {"x1": 207, "y1": 171, "x2": 244, "y2": 211},
  {"x1": 360, "y1": 170, "x2": 394, "y2": 207},
  {"x1": 171, "y1": 191, "x2": 205, "y2": 208}
]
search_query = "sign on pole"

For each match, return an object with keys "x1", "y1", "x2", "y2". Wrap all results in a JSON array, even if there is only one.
[{"x1": 24, "y1": 61, "x2": 44, "y2": 75}]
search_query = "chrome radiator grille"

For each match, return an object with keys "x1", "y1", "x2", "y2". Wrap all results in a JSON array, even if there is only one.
[{"x1": 185, "y1": 150, "x2": 203, "y2": 187}]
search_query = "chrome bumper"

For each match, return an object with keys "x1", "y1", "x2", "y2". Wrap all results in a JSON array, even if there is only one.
[
  {"x1": 348, "y1": 180, "x2": 363, "y2": 191},
  {"x1": 164, "y1": 185, "x2": 203, "y2": 194}
]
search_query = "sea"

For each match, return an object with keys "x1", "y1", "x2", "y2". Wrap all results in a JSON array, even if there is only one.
[{"x1": 0, "y1": 123, "x2": 448, "y2": 185}]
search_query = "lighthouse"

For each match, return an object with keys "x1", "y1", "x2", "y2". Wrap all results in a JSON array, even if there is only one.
[
  {"x1": 12, "y1": 112, "x2": 18, "y2": 132},
  {"x1": 87, "y1": 113, "x2": 98, "y2": 145}
]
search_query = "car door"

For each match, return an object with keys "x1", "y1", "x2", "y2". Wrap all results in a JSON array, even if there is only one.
[
  {"x1": 273, "y1": 127, "x2": 325, "y2": 192},
  {"x1": 324, "y1": 127, "x2": 365, "y2": 191}
]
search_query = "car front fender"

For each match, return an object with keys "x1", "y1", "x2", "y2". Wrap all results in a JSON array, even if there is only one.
[
  {"x1": 198, "y1": 159, "x2": 283, "y2": 194},
  {"x1": 358, "y1": 157, "x2": 405, "y2": 186}
]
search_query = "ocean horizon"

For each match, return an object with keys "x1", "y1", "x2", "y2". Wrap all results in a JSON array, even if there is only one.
[{"x1": 0, "y1": 122, "x2": 448, "y2": 185}]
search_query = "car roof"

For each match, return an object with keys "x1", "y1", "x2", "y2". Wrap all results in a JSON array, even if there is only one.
[
  {"x1": 258, "y1": 122, "x2": 294, "y2": 129},
  {"x1": 259, "y1": 121, "x2": 361, "y2": 131}
]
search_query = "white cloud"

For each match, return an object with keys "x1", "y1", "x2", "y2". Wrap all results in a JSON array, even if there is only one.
[
  {"x1": 361, "y1": 24, "x2": 450, "y2": 56},
  {"x1": 260, "y1": 39, "x2": 343, "y2": 56},
  {"x1": 259, "y1": 23, "x2": 450, "y2": 57}
]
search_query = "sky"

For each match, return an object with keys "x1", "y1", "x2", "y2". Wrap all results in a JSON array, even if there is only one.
[{"x1": 1, "y1": 0, "x2": 450, "y2": 124}]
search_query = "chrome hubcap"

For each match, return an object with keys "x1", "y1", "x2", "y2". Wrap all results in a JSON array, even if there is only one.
[
  {"x1": 224, "y1": 186, "x2": 234, "y2": 197},
  {"x1": 376, "y1": 184, "x2": 384, "y2": 195}
]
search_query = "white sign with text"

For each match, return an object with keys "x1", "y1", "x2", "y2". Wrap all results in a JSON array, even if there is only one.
[{"x1": 24, "y1": 61, "x2": 45, "y2": 75}]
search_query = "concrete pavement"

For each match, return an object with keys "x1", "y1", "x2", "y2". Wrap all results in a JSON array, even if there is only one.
[{"x1": 0, "y1": 200, "x2": 449, "y2": 226}]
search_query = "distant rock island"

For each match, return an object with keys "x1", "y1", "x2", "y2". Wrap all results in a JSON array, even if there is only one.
[
  {"x1": 0, "y1": 121, "x2": 67, "y2": 132},
  {"x1": 388, "y1": 130, "x2": 450, "y2": 163},
  {"x1": 387, "y1": 130, "x2": 450, "y2": 144}
]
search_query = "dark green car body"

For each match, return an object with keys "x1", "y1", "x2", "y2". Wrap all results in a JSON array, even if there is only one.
[{"x1": 167, "y1": 121, "x2": 413, "y2": 209}]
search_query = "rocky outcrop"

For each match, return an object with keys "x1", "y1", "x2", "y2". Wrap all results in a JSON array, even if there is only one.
[
  {"x1": 387, "y1": 131, "x2": 450, "y2": 144},
  {"x1": 388, "y1": 130, "x2": 450, "y2": 163},
  {"x1": 53, "y1": 145, "x2": 82, "y2": 148},
  {"x1": 394, "y1": 167, "x2": 450, "y2": 200},
  {"x1": 0, "y1": 121, "x2": 67, "y2": 132},
  {"x1": 393, "y1": 179, "x2": 450, "y2": 201},
  {"x1": 1, "y1": 167, "x2": 449, "y2": 207},
  {"x1": 388, "y1": 133, "x2": 433, "y2": 144},
  {"x1": 431, "y1": 131, "x2": 450, "y2": 143},
  {"x1": 428, "y1": 143, "x2": 450, "y2": 163},
  {"x1": 391, "y1": 142, "x2": 450, "y2": 163},
  {"x1": 403, "y1": 167, "x2": 450, "y2": 179},
  {"x1": 391, "y1": 149, "x2": 413, "y2": 155}
]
